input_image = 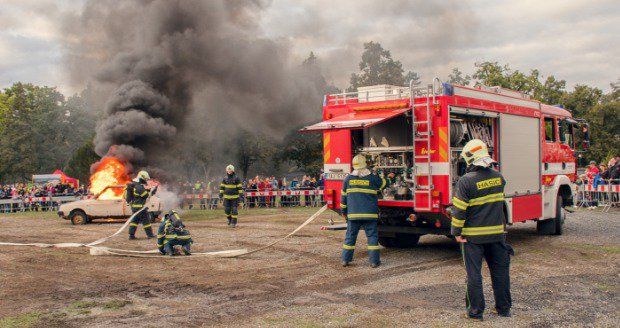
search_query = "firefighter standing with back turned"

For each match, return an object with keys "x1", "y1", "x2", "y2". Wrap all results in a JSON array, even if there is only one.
[
  {"x1": 340, "y1": 154, "x2": 393, "y2": 268},
  {"x1": 125, "y1": 170, "x2": 155, "y2": 239},
  {"x1": 220, "y1": 165, "x2": 243, "y2": 228},
  {"x1": 451, "y1": 139, "x2": 513, "y2": 321}
]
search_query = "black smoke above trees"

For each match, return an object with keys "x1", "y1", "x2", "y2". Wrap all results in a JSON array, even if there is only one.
[{"x1": 63, "y1": 0, "x2": 326, "y2": 177}]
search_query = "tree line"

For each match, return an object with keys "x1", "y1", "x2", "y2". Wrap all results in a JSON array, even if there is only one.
[{"x1": 0, "y1": 41, "x2": 617, "y2": 183}]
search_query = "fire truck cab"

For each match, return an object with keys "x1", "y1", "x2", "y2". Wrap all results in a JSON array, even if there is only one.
[{"x1": 302, "y1": 80, "x2": 582, "y2": 247}]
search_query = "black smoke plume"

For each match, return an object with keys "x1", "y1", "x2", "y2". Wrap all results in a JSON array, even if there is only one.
[{"x1": 64, "y1": 0, "x2": 324, "y2": 177}]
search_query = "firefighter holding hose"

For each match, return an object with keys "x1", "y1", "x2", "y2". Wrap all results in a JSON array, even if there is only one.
[
  {"x1": 125, "y1": 170, "x2": 155, "y2": 239},
  {"x1": 340, "y1": 154, "x2": 393, "y2": 268},
  {"x1": 157, "y1": 210, "x2": 192, "y2": 256},
  {"x1": 220, "y1": 165, "x2": 243, "y2": 228},
  {"x1": 451, "y1": 139, "x2": 513, "y2": 321}
]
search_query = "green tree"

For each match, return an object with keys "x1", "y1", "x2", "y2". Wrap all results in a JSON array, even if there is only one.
[
  {"x1": 0, "y1": 83, "x2": 95, "y2": 183},
  {"x1": 405, "y1": 71, "x2": 421, "y2": 87},
  {"x1": 348, "y1": 41, "x2": 406, "y2": 91},
  {"x1": 561, "y1": 84, "x2": 603, "y2": 118},
  {"x1": 64, "y1": 139, "x2": 100, "y2": 183},
  {"x1": 447, "y1": 67, "x2": 471, "y2": 86},
  {"x1": 278, "y1": 132, "x2": 322, "y2": 178}
]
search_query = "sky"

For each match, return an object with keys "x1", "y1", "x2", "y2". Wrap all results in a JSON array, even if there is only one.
[{"x1": 1, "y1": 0, "x2": 618, "y2": 95}]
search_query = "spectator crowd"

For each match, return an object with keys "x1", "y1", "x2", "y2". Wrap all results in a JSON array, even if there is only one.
[
  {"x1": 0, "y1": 182, "x2": 88, "y2": 199},
  {"x1": 578, "y1": 155, "x2": 620, "y2": 186},
  {"x1": 176, "y1": 174, "x2": 325, "y2": 209}
]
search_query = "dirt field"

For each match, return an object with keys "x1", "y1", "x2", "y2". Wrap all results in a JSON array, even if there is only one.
[{"x1": 0, "y1": 207, "x2": 618, "y2": 327}]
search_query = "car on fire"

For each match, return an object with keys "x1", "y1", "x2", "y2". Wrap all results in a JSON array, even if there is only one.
[{"x1": 58, "y1": 185, "x2": 162, "y2": 224}]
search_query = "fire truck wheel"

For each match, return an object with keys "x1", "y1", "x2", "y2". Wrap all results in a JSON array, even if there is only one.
[
  {"x1": 388, "y1": 233, "x2": 421, "y2": 248},
  {"x1": 536, "y1": 195, "x2": 564, "y2": 235},
  {"x1": 378, "y1": 237, "x2": 397, "y2": 248},
  {"x1": 70, "y1": 210, "x2": 88, "y2": 225},
  {"x1": 552, "y1": 196, "x2": 565, "y2": 235}
]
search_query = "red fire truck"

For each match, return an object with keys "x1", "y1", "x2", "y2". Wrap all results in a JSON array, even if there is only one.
[{"x1": 302, "y1": 80, "x2": 586, "y2": 247}]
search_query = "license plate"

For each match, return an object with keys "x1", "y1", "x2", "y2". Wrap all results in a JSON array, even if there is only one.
[{"x1": 326, "y1": 172, "x2": 348, "y2": 180}]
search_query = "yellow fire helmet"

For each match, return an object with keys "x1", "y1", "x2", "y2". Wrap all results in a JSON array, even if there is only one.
[
  {"x1": 136, "y1": 170, "x2": 150, "y2": 181},
  {"x1": 226, "y1": 164, "x2": 235, "y2": 172},
  {"x1": 461, "y1": 139, "x2": 495, "y2": 167},
  {"x1": 352, "y1": 154, "x2": 368, "y2": 170}
]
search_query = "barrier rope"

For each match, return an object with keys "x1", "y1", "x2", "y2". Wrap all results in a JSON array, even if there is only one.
[{"x1": 0, "y1": 205, "x2": 328, "y2": 259}]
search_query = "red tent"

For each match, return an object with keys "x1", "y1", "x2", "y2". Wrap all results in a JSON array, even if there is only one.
[{"x1": 52, "y1": 170, "x2": 80, "y2": 188}]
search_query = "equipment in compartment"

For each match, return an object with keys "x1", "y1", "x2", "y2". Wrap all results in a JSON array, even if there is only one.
[
  {"x1": 450, "y1": 119, "x2": 465, "y2": 147},
  {"x1": 358, "y1": 151, "x2": 413, "y2": 201},
  {"x1": 449, "y1": 115, "x2": 496, "y2": 185},
  {"x1": 467, "y1": 120, "x2": 493, "y2": 146}
]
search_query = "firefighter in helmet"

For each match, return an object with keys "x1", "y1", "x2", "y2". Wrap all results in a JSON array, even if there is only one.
[
  {"x1": 219, "y1": 165, "x2": 243, "y2": 228},
  {"x1": 451, "y1": 139, "x2": 513, "y2": 320},
  {"x1": 125, "y1": 170, "x2": 155, "y2": 239},
  {"x1": 157, "y1": 210, "x2": 193, "y2": 256},
  {"x1": 340, "y1": 154, "x2": 393, "y2": 268}
]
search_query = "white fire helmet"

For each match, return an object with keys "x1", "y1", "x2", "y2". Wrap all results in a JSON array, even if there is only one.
[
  {"x1": 226, "y1": 165, "x2": 235, "y2": 172},
  {"x1": 352, "y1": 154, "x2": 368, "y2": 170},
  {"x1": 461, "y1": 139, "x2": 495, "y2": 167},
  {"x1": 136, "y1": 170, "x2": 150, "y2": 181}
]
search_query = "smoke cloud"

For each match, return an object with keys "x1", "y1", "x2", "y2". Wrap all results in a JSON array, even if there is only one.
[{"x1": 64, "y1": 0, "x2": 324, "y2": 177}]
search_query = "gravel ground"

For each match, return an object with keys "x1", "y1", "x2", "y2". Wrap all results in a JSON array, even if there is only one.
[{"x1": 0, "y1": 207, "x2": 618, "y2": 327}]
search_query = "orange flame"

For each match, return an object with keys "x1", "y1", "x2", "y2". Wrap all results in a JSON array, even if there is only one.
[{"x1": 89, "y1": 157, "x2": 131, "y2": 200}]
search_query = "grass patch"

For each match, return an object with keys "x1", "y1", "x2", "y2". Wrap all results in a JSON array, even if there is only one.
[
  {"x1": 0, "y1": 212, "x2": 57, "y2": 219},
  {"x1": 181, "y1": 207, "x2": 326, "y2": 222},
  {"x1": 595, "y1": 283, "x2": 617, "y2": 292},
  {"x1": 262, "y1": 317, "x2": 286, "y2": 324},
  {"x1": 76, "y1": 309, "x2": 91, "y2": 316},
  {"x1": 0, "y1": 312, "x2": 42, "y2": 328},
  {"x1": 70, "y1": 300, "x2": 99, "y2": 309},
  {"x1": 569, "y1": 244, "x2": 620, "y2": 254},
  {"x1": 128, "y1": 309, "x2": 146, "y2": 316},
  {"x1": 103, "y1": 299, "x2": 132, "y2": 310}
]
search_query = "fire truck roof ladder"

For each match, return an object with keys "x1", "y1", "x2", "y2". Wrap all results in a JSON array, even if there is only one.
[{"x1": 411, "y1": 78, "x2": 440, "y2": 212}]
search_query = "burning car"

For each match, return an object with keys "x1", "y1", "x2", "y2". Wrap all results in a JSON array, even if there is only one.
[
  {"x1": 58, "y1": 156, "x2": 161, "y2": 224},
  {"x1": 58, "y1": 185, "x2": 162, "y2": 224}
]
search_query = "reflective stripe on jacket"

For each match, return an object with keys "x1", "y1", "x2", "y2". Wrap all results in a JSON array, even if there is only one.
[
  {"x1": 340, "y1": 172, "x2": 387, "y2": 220},
  {"x1": 451, "y1": 166, "x2": 507, "y2": 243},
  {"x1": 127, "y1": 181, "x2": 148, "y2": 208},
  {"x1": 220, "y1": 174, "x2": 243, "y2": 199}
]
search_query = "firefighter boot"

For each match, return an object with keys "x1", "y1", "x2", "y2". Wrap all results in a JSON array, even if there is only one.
[
  {"x1": 128, "y1": 224, "x2": 138, "y2": 240},
  {"x1": 182, "y1": 244, "x2": 191, "y2": 256},
  {"x1": 231, "y1": 218, "x2": 237, "y2": 228},
  {"x1": 144, "y1": 225, "x2": 155, "y2": 239},
  {"x1": 227, "y1": 216, "x2": 232, "y2": 226},
  {"x1": 163, "y1": 243, "x2": 175, "y2": 256}
]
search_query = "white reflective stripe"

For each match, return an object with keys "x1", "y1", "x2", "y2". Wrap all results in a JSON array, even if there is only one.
[
  {"x1": 542, "y1": 162, "x2": 576, "y2": 175},
  {"x1": 414, "y1": 162, "x2": 450, "y2": 175},
  {"x1": 452, "y1": 85, "x2": 541, "y2": 110},
  {"x1": 324, "y1": 164, "x2": 351, "y2": 174}
]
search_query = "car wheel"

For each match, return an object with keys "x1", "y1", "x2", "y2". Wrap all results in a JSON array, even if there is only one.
[{"x1": 70, "y1": 211, "x2": 88, "y2": 225}]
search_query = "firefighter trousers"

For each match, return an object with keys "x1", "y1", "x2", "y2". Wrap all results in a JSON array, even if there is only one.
[
  {"x1": 461, "y1": 241, "x2": 513, "y2": 317},
  {"x1": 342, "y1": 219, "x2": 380, "y2": 265},
  {"x1": 128, "y1": 207, "x2": 154, "y2": 238},
  {"x1": 223, "y1": 199, "x2": 239, "y2": 225}
]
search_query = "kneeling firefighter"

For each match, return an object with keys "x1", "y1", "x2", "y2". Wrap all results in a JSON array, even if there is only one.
[
  {"x1": 125, "y1": 170, "x2": 155, "y2": 240},
  {"x1": 340, "y1": 154, "x2": 393, "y2": 268},
  {"x1": 451, "y1": 139, "x2": 513, "y2": 320},
  {"x1": 219, "y1": 165, "x2": 243, "y2": 228},
  {"x1": 157, "y1": 210, "x2": 193, "y2": 256}
]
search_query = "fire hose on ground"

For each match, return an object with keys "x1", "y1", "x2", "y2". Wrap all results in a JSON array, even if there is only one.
[{"x1": 0, "y1": 205, "x2": 328, "y2": 259}]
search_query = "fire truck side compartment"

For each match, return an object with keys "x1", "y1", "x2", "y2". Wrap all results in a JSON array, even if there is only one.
[{"x1": 499, "y1": 114, "x2": 542, "y2": 196}]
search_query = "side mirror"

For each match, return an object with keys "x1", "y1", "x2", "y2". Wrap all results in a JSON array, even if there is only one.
[{"x1": 581, "y1": 124, "x2": 590, "y2": 149}]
